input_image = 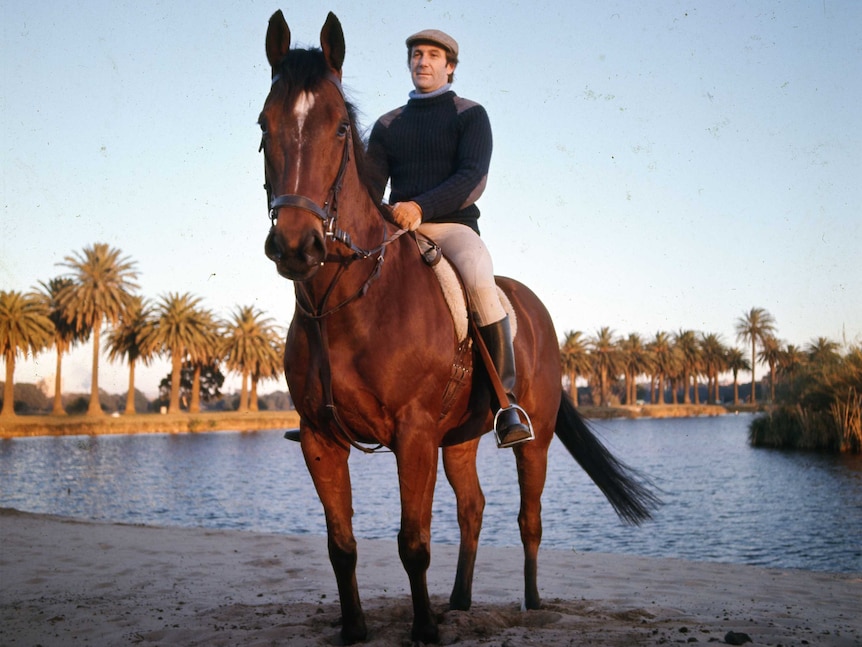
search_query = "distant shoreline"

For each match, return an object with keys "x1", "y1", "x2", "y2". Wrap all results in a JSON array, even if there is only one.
[
  {"x1": 579, "y1": 403, "x2": 760, "y2": 419},
  {"x1": 0, "y1": 404, "x2": 760, "y2": 438},
  {"x1": 0, "y1": 410, "x2": 301, "y2": 438}
]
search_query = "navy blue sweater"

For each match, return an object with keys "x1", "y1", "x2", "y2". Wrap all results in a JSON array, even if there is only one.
[{"x1": 366, "y1": 91, "x2": 493, "y2": 234}]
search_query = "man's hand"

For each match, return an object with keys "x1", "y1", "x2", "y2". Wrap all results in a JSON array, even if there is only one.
[{"x1": 390, "y1": 201, "x2": 423, "y2": 231}]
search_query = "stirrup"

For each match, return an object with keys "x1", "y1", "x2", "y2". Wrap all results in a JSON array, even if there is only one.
[{"x1": 492, "y1": 405, "x2": 534, "y2": 448}]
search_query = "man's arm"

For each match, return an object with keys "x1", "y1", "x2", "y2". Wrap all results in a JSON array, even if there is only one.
[
  {"x1": 412, "y1": 102, "x2": 492, "y2": 221},
  {"x1": 365, "y1": 119, "x2": 391, "y2": 205}
]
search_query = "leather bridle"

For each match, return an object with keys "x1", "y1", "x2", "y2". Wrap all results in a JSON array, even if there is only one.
[{"x1": 262, "y1": 110, "x2": 356, "y2": 254}]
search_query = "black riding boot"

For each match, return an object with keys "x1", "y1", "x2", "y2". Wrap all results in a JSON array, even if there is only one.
[{"x1": 477, "y1": 316, "x2": 533, "y2": 448}]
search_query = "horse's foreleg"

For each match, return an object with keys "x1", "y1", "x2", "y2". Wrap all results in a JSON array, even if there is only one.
[
  {"x1": 514, "y1": 437, "x2": 550, "y2": 610},
  {"x1": 442, "y1": 439, "x2": 483, "y2": 611},
  {"x1": 395, "y1": 436, "x2": 440, "y2": 643},
  {"x1": 301, "y1": 430, "x2": 367, "y2": 644}
]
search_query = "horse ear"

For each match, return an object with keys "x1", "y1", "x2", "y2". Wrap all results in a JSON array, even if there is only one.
[
  {"x1": 266, "y1": 10, "x2": 291, "y2": 71},
  {"x1": 320, "y1": 12, "x2": 345, "y2": 76}
]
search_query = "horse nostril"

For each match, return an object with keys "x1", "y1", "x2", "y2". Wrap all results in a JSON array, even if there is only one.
[
  {"x1": 265, "y1": 228, "x2": 283, "y2": 261},
  {"x1": 303, "y1": 230, "x2": 326, "y2": 266}
]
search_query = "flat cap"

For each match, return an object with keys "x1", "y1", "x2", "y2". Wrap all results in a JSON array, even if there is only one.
[{"x1": 405, "y1": 29, "x2": 459, "y2": 58}]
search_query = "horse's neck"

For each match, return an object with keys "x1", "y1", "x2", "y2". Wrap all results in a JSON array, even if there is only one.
[{"x1": 339, "y1": 164, "x2": 387, "y2": 248}]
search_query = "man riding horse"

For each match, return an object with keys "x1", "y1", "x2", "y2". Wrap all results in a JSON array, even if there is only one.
[
  {"x1": 261, "y1": 13, "x2": 658, "y2": 642},
  {"x1": 366, "y1": 29, "x2": 532, "y2": 448}
]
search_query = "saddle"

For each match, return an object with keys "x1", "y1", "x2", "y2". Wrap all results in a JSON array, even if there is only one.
[{"x1": 414, "y1": 234, "x2": 517, "y2": 419}]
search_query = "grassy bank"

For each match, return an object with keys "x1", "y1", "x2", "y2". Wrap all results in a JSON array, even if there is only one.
[
  {"x1": 1, "y1": 404, "x2": 754, "y2": 438},
  {"x1": 0, "y1": 410, "x2": 301, "y2": 438},
  {"x1": 578, "y1": 403, "x2": 742, "y2": 419},
  {"x1": 750, "y1": 401, "x2": 862, "y2": 453}
]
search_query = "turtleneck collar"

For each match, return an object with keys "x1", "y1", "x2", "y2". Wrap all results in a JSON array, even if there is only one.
[{"x1": 408, "y1": 83, "x2": 453, "y2": 100}]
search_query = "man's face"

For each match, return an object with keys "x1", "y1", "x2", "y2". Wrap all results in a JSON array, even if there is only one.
[{"x1": 409, "y1": 44, "x2": 454, "y2": 94}]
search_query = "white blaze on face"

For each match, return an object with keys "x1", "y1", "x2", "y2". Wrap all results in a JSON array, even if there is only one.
[{"x1": 291, "y1": 91, "x2": 316, "y2": 190}]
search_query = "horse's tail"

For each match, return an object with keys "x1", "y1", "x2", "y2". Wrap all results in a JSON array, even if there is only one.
[{"x1": 554, "y1": 391, "x2": 661, "y2": 525}]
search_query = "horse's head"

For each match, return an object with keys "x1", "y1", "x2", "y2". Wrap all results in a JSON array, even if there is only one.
[{"x1": 260, "y1": 11, "x2": 351, "y2": 281}]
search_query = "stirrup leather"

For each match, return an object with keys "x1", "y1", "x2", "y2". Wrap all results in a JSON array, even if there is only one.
[{"x1": 492, "y1": 404, "x2": 535, "y2": 448}]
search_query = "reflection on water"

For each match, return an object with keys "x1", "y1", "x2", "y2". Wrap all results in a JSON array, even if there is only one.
[{"x1": 1, "y1": 414, "x2": 860, "y2": 573}]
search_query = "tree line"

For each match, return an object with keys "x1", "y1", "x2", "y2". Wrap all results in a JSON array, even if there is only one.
[
  {"x1": 560, "y1": 307, "x2": 776, "y2": 407},
  {"x1": 560, "y1": 309, "x2": 861, "y2": 452},
  {"x1": 3, "y1": 243, "x2": 860, "y2": 446},
  {"x1": 1, "y1": 243, "x2": 283, "y2": 418},
  {"x1": 560, "y1": 307, "x2": 858, "y2": 407}
]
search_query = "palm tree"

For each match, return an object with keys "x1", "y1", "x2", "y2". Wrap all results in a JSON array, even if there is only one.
[
  {"x1": 0, "y1": 290, "x2": 54, "y2": 417},
  {"x1": 806, "y1": 337, "x2": 841, "y2": 368},
  {"x1": 106, "y1": 296, "x2": 158, "y2": 414},
  {"x1": 778, "y1": 344, "x2": 806, "y2": 392},
  {"x1": 249, "y1": 331, "x2": 284, "y2": 411},
  {"x1": 186, "y1": 310, "x2": 222, "y2": 413},
  {"x1": 221, "y1": 305, "x2": 277, "y2": 412},
  {"x1": 735, "y1": 307, "x2": 776, "y2": 404},
  {"x1": 758, "y1": 335, "x2": 783, "y2": 403},
  {"x1": 699, "y1": 333, "x2": 727, "y2": 404},
  {"x1": 153, "y1": 292, "x2": 210, "y2": 413},
  {"x1": 38, "y1": 277, "x2": 90, "y2": 415},
  {"x1": 725, "y1": 347, "x2": 750, "y2": 406},
  {"x1": 618, "y1": 333, "x2": 650, "y2": 405},
  {"x1": 674, "y1": 329, "x2": 700, "y2": 404},
  {"x1": 589, "y1": 327, "x2": 619, "y2": 407},
  {"x1": 57, "y1": 243, "x2": 139, "y2": 415},
  {"x1": 647, "y1": 331, "x2": 676, "y2": 404},
  {"x1": 560, "y1": 330, "x2": 590, "y2": 406}
]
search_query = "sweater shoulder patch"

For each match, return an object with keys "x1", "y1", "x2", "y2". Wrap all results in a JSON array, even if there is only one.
[
  {"x1": 377, "y1": 106, "x2": 405, "y2": 128},
  {"x1": 452, "y1": 96, "x2": 481, "y2": 115}
]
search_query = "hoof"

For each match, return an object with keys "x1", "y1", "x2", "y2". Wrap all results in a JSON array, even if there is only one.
[
  {"x1": 340, "y1": 619, "x2": 368, "y2": 645},
  {"x1": 411, "y1": 620, "x2": 439, "y2": 644},
  {"x1": 524, "y1": 596, "x2": 542, "y2": 610},
  {"x1": 448, "y1": 594, "x2": 471, "y2": 611}
]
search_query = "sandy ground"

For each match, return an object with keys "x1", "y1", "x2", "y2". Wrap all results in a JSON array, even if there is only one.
[{"x1": 1, "y1": 508, "x2": 859, "y2": 646}]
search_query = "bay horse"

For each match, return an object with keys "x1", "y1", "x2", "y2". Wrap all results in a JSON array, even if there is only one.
[{"x1": 260, "y1": 10, "x2": 658, "y2": 644}]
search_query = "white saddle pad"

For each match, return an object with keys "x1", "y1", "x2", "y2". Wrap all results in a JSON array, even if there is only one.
[{"x1": 427, "y1": 250, "x2": 517, "y2": 342}]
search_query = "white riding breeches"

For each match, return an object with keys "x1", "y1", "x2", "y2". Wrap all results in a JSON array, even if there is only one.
[{"x1": 417, "y1": 222, "x2": 506, "y2": 326}]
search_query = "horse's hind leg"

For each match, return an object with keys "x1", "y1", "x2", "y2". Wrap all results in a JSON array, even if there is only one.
[
  {"x1": 442, "y1": 439, "x2": 484, "y2": 610},
  {"x1": 514, "y1": 430, "x2": 551, "y2": 610},
  {"x1": 300, "y1": 429, "x2": 367, "y2": 644}
]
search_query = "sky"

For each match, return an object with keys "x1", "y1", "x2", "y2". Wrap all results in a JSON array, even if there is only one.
[{"x1": 2, "y1": 0, "x2": 860, "y2": 398}]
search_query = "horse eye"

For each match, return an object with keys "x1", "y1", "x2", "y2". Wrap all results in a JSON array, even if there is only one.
[{"x1": 337, "y1": 122, "x2": 350, "y2": 137}]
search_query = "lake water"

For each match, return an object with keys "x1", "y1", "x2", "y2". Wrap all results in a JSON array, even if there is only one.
[{"x1": 1, "y1": 414, "x2": 860, "y2": 573}]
